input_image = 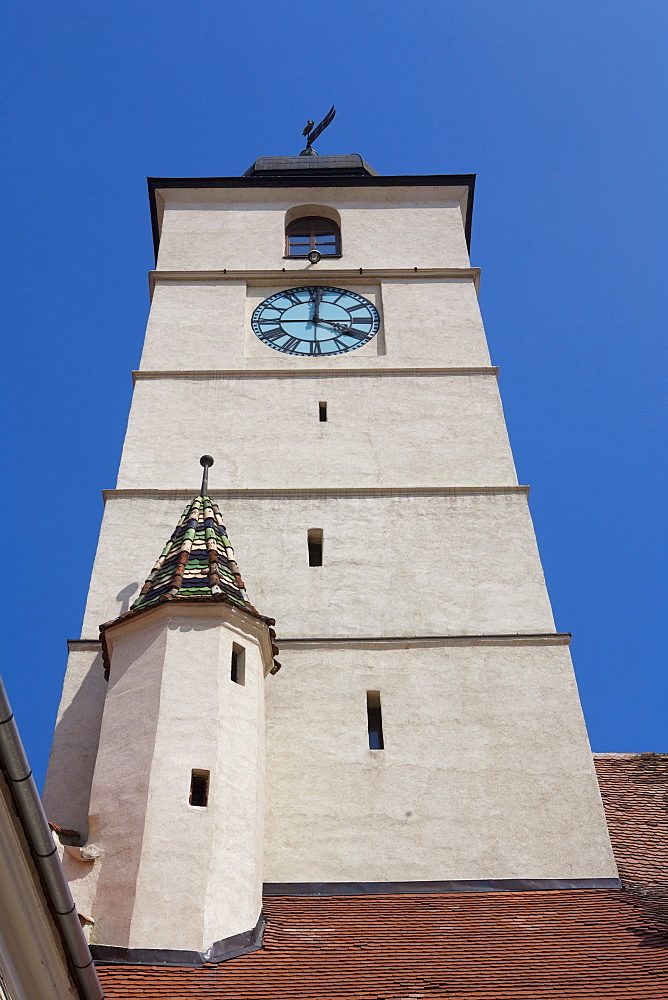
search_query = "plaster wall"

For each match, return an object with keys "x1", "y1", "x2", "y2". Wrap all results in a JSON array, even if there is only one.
[
  {"x1": 155, "y1": 185, "x2": 471, "y2": 271},
  {"x1": 86, "y1": 620, "x2": 167, "y2": 947},
  {"x1": 80, "y1": 493, "x2": 554, "y2": 640},
  {"x1": 116, "y1": 374, "x2": 517, "y2": 490},
  {"x1": 264, "y1": 641, "x2": 618, "y2": 881},
  {"x1": 139, "y1": 278, "x2": 489, "y2": 371},
  {"x1": 43, "y1": 645, "x2": 106, "y2": 838},
  {"x1": 87, "y1": 608, "x2": 265, "y2": 952}
]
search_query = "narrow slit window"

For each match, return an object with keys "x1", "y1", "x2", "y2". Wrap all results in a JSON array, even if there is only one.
[
  {"x1": 308, "y1": 528, "x2": 323, "y2": 566},
  {"x1": 189, "y1": 769, "x2": 210, "y2": 807},
  {"x1": 231, "y1": 643, "x2": 245, "y2": 685},
  {"x1": 367, "y1": 691, "x2": 384, "y2": 750},
  {"x1": 319, "y1": 401, "x2": 328, "y2": 422}
]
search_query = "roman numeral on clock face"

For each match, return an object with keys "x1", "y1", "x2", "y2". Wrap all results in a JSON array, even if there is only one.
[
  {"x1": 282, "y1": 336, "x2": 303, "y2": 352},
  {"x1": 282, "y1": 291, "x2": 303, "y2": 305},
  {"x1": 260, "y1": 328, "x2": 288, "y2": 343}
]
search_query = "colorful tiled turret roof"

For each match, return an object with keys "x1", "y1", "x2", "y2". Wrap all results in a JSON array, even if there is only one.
[
  {"x1": 131, "y1": 494, "x2": 258, "y2": 615},
  {"x1": 100, "y1": 463, "x2": 280, "y2": 677}
]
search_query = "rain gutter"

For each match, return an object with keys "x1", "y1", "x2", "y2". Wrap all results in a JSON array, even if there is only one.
[{"x1": 0, "y1": 676, "x2": 104, "y2": 1000}]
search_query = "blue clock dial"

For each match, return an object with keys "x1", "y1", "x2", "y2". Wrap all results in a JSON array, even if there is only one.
[{"x1": 251, "y1": 286, "x2": 380, "y2": 357}]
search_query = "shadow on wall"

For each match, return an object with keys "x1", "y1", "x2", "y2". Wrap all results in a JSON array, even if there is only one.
[
  {"x1": 44, "y1": 583, "x2": 138, "y2": 832},
  {"x1": 116, "y1": 583, "x2": 139, "y2": 615},
  {"x1": 44, "y1": 651, "x2": 108, "y2": 838}
]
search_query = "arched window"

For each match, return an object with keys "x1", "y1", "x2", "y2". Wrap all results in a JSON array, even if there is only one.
[{"x1": 285, "y1": 216, "x2": 341, "y2": 257}]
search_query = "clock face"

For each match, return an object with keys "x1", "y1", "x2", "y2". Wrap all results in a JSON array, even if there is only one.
[{"x1": 251, "y1": 286, "x2": 380, "y2": 356}]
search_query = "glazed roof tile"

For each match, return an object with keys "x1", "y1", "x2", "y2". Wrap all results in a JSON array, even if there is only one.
[
  {"x1": 95, "y1": 754, "x2": 668, "y2": 998},
  {"x1": 100, "y1": 494, "x2": 279, "y2": 675},
  {"x1": 131, "y1": 494, "x2": 258, "y2": 614}
]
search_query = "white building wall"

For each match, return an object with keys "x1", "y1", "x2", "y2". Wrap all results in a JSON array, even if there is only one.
[
  {"x1": 0, "y1": 780, "x2": 80, "y2": 1000},
  {"x1": 43, "y1": 644, "x2": 106, "y2": 839},
  {"x1": 264, "y1": 640, "x2": 616, "y2": 881},
  {"x1": 79, "y1": 493, "x2": 555, "y2": 640},
  {"x1": 116, "y1": 374, "x2": 516, "y2": 490},
  {"x1": 139, "y1": 278, "x2": 488, "y2": 371},
  {"x1": 154, "y1": 185, "x2": 471, "y2": 272},
  {"x1": 45, "y1": 173, "x2": 618, "y2": 905}
]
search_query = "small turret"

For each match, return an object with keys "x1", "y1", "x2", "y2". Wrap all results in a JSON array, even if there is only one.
[{"x1": 79, "y1": 459, "x2": 279, "y2": 962}]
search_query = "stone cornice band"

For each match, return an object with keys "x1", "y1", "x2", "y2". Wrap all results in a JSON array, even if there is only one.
[
  {"x1": 132, "y1": 366, "x2": 499, "y2": 382},
  {"x1": 69, "y1": 633, "x2": 570, "y2": 651},
  {"x1": 149, "y1": 266, "x2": 481, "y2": 298},
  {"x1": 103, "y1": 485, "x2": 529, "y2": 501}
]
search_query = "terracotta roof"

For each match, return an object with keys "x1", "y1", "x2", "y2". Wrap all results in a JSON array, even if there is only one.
[
  {"x1": 97, "y1": 888, "x2": 668, "y2": 998},
  {"x1": 95, "y1": 754, "x2": 668, "y2": 998},
  {"x1": 595, "y1": 753, "x2": 668, "y2": 897}
]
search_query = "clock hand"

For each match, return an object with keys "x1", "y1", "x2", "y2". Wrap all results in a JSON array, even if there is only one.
[
  {"x1": 318, "y1": 319, "x2": 353, "y2": 335},
  {"x1": 311, "y1": 287, "x2": 323, "y2": 326}
]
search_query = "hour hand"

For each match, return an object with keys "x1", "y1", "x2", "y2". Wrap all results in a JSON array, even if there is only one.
[{"x1": 320, "y1": 319, "x2": 352, "y2": 335}]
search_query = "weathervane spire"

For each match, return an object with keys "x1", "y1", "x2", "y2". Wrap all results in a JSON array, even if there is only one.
[{"x1": 300, "y1": 105, "x2": 336, "y2": 156}]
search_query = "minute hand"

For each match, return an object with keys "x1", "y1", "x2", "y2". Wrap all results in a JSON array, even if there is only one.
[{"x1": 311, "y1": 288, "x2": 323, "y2": 325}]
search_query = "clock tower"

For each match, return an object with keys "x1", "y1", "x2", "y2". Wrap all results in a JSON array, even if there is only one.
[{"x1": 43, "y1": 152, "x2": 618, "y2": 964}]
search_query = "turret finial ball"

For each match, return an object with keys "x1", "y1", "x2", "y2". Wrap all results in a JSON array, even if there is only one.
[{"x1": 200, "y1": 455, "x2": 214, "y2": 468}]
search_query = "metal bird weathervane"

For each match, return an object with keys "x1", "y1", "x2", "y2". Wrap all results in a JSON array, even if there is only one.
[{"x1": 300, "y1": 105, "x2": 336, "y2": 156}]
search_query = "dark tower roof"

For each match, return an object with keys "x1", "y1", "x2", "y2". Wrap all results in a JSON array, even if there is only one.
[{"x1": 242, "y1": 154, "x2": 379, "y2": 178}]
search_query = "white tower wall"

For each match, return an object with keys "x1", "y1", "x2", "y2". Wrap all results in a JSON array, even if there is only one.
[
  {"x1": 45, "y1": 167, "x2": 618, "y2": 918},
  {"x1": 153, "y1": 185, "x2": 472, "y2": 271},
  {"x1": 116, "y1": 373, "x2": 516, "y2": 490},
  {"x1": 138, "y1": 278, "x2": 490, "y2": 371},
  {"x1": 264, "y1": 640, "x2": 614, "y2": 881}
]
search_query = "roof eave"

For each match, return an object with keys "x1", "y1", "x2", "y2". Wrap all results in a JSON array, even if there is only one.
[{"x1": 99, "y1": 596, "x2": 279, "y2": 680}]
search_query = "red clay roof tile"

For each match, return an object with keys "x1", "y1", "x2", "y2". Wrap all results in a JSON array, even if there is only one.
[{"x1": 595, "y1": 753, "x2": 668, "y2": 897}]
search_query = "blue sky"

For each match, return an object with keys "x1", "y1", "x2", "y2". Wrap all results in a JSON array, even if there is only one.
[{"x1": 2, "y1": 1, "x2": 667, "y2": 786}]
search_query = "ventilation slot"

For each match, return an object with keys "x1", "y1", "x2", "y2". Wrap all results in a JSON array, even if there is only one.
[
  {"x1": 367, "y1": 691, "x2": 384, "y2": 750},
  {"x1": 231, "y1": 643, "x2": 245, "y2": 685},
  {"x1": 190, "y1": 770, "x2": 210, "y2": 807},
  {"x1": 308, "y1": 529, "x2": 323, "y2": 566},
  {"x1": 319, "y1": 401, "x2": 328, "y2": 422}
]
